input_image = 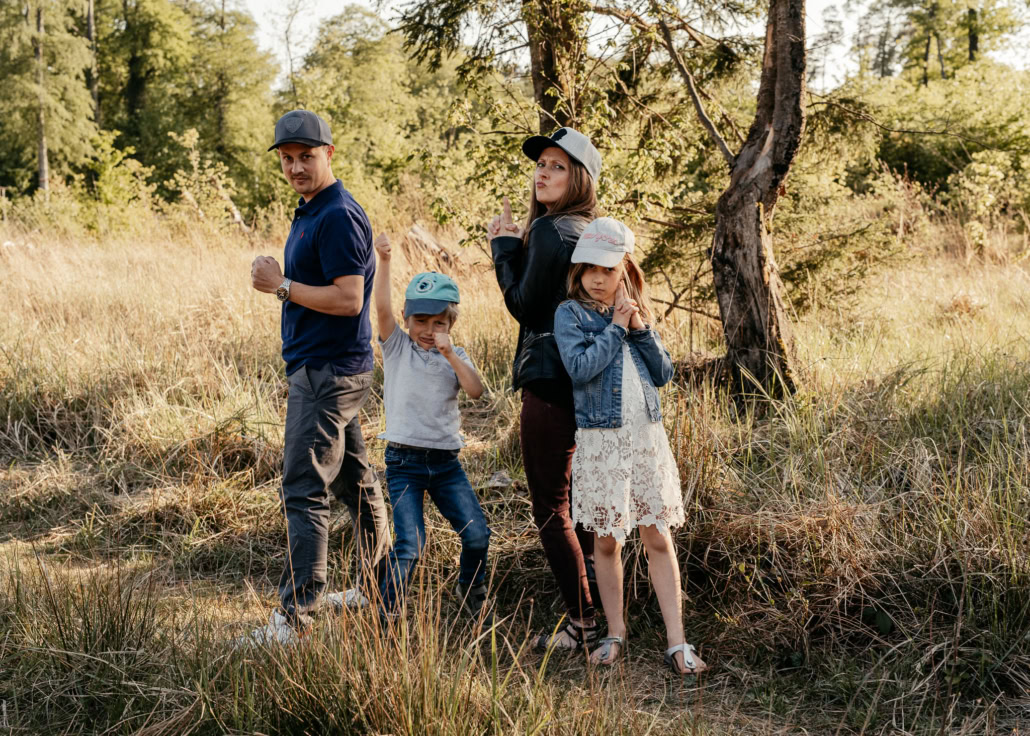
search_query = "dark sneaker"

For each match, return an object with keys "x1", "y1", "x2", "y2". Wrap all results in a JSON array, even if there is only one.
[{"x1": 455, "y1": 581, "x2": 492, "y2": 622}]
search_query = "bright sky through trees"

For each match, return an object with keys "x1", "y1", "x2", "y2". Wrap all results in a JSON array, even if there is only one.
[
  {"x1": 244, "y1": 0, "x2": 862, "y2": 88},
  {"x1": 243, "y1": 0, "x2": 1026, "y2": 92}
]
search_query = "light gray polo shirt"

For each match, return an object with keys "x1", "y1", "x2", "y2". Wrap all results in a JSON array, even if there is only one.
[{"x1": 377, "y1": 327, "x2": 476, "y2": 450}]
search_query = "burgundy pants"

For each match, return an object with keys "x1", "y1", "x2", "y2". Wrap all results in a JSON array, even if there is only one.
[{"x1": 520, "y1": 388, "x2": 595, "y2": 619}]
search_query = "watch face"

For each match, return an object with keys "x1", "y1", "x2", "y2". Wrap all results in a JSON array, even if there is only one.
[{"x1": 276, "y1": 286, "x2": 289, "y2": 301}]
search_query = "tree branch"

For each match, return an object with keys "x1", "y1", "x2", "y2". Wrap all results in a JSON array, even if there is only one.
[
  {"x1": 591, "y1": 4, "x2": 709, "y2": 47},
  {"x1": 651, "y1": 297, "x2": 720, "y2": 320},
  {"x1": 655, "y1": 14, "x2": 735, "y2": 168},
  {"x1": 808, "y1": 94, "x2": 994, "y2": 147}
]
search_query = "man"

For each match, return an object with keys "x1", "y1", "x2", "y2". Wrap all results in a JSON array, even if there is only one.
[{"x1": 247, "y1": 109, "x2": 390, "y2": 644}]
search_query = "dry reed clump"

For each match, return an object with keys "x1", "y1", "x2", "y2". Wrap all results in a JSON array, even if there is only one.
[{"x1": 666, "y1": 343, "x2": 1030, "y2": 721}]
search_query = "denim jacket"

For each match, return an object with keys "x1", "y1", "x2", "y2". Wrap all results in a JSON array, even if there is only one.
[{"x1": 553, "y1": 299, "x2": 674, "y2": 428}]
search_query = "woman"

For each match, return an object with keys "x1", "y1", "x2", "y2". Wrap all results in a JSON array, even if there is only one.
[{"x1": 489, "y1": 127, "x2": 603, "y2": 650}]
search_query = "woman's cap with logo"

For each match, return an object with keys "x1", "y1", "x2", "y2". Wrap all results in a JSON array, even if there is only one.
[
  {"x1": 571, "y1": 217, "x2": 635, "y2": 268},
  {"x1": 269, "y1": 110, "x2": 333, "y2": 151},
  {"x1": 522, "y1": 128, "x2": 602, "y2": 182},
  {"x1": 403, "y1": 271, "x2": 461, "y2": 317}
]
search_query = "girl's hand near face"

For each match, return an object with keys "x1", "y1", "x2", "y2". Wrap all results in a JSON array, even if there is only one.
[
  {"x1": 617, "y1": 280, "x2": 645, "y2": 330},
  {"x1": 613, "y1": 283, "x2": 638, "y2": 328},
  {"x1": 613, "y1": 299, "x2": 638, "y2": 328}
]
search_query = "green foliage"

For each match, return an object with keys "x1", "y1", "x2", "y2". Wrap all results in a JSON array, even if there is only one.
[
  {"x1": 869, "y1": 62, "x2": 1030, "y2": 191},
  {"x1": 176, "y1": 1, "x2": 279, "y2": 212},
  {"x1": 163, "y1": 128, "x2": 246, "y2": 228},
  {"x1": 96, "y1": 0, "x2": 194, "y2": 154},
  {"x1": 852, "y1": 0, "x2": 1022, "y2": 81},
  {"x1": 0, "y1": 0, "x2": 97, "y2": 191},
  {"x1": 282, "y1": 5, "x2": 487, "y2": 227}
]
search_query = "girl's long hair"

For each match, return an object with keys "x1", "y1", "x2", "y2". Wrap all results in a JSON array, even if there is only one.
[
  {"x1": 567, "y1": 255, "x2": 655, "y2": 324},
  {"x1": 522, "y1": 157, "x2": 598, "y2": 245}
]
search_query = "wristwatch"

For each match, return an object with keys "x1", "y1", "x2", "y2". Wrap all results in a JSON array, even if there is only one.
[{"x1": 275, "y1": 278, "x2": 292, "y2": 302}]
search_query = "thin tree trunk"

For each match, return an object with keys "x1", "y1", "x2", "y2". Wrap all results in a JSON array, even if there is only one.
[
  {"x1": 281, "y1": 0, "x2": 306, "y2": 108},
  {"x1": 707, "y1": 0, "x2": 805, "y2": 395},
  {"x1": 923, "y1": 32, "x2": 931, "y2": 86},
  {"x1": 522, "y1": 0, "x2": 584, "y2": 132},
  {"x1": 922, "y1": 2, "x2": 937, "y2": 86},
  {"x1": 86, "y1": 0, "x2": 99, "y2": 124},
  {"x1": 968, "y1": 9, "x2": 978, "y2": 61},
  {"x1": 124, "y1": 0, "x2": 148, "y2": 138},
  {"x1": 215, "y1": 0, "x2": 227, "y2": 158},
  {"x1": 33, "y1": 1, "x2": 49, "y2": 194}
]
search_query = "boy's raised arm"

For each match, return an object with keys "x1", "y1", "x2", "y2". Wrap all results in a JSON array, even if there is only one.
[{"x1": 373, "y1": 233, "x2": 397, "y2": 341}]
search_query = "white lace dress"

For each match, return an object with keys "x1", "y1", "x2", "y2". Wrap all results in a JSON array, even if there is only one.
[{"x1": 571, "y1": 344, "x2": 684, "y2": 541}]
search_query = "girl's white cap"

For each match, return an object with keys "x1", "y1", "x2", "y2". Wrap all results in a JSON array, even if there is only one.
[{"x1": 571, "y1": 217, "x2": 635, "y2": 268}]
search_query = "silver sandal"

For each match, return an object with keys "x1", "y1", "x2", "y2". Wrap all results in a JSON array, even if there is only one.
[
  {"x1": 664, "y1": 642, "x2": 706, "y2": 675},
  {"x1": 591, "y1": 636, "x2": 625, "y2": 665}
]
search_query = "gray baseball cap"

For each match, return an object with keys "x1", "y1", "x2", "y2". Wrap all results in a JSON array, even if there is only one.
[
  {"x1": 268, "y1": 110, "x2": 333, "y2": 151},
  {"x1": 571, "y1": 217, "x2": 635, "y2": 268},
  {"x1": 522, "y1": 127, "x2": 602, "y2": 182}
]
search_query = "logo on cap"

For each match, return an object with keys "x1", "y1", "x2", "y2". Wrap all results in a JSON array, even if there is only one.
[
  {"x1": 416, "y1": 278, "x2": 434, "y2": 293},
  {"x1": 284, "y1": 116, "x2": 303, "y2": 133}
]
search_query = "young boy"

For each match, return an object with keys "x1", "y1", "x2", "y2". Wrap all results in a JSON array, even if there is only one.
[{"x1": 372, "y1": 233, "x2": 491, "y2": 619}]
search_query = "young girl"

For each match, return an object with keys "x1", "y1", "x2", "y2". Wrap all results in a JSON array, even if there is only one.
[{"x1": 553, "y1": 217, "x2": 709, "y2": 675}]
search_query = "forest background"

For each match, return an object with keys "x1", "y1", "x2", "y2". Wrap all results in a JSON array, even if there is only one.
[{"x1": 2, "y1": 0, "x2": 1030, "y2": 734}]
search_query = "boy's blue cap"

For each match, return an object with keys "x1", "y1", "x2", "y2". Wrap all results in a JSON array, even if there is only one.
[{"x1": 404, "y1": 271, "x2": 460, "y2": 317}]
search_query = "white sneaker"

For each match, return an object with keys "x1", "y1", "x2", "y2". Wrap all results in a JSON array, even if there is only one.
[
  {"x1": 326, "y1": 587, "x2": 369, "y2": 613},
  {"x1": 236, "y1": 610, "x2": 298, "y2": 648}
]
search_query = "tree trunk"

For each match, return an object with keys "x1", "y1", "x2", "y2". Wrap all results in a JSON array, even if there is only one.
[
  {"x1": 215, "y1": 0, "x2": 227, "y2": 158},
  {"x1": 86, "y1": 0, "x2": 99, "y2": 125},
  {"x1": 922, "y1": 33, "x2": 931, "y2": 86},
  {"x1": 522, "y1": 0, "x2": 584, "y2": 132},
  {"x1": 935, "y1": 31, "x2": 947, "y2": 79},
  {"x1": 967, "y1": 8, "x2": 978, "y2": 62},
  {"x1": 708, "y1": 0, "x2": 805, "y2": 396},
  {"x1": 124, "y1": 0, "x2": 148, "y2": 137},
  {"x1": 33, "y1": 1, "x2": 49, "y2": 194}
]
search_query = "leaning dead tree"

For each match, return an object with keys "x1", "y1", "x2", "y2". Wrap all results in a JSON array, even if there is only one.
[{"x1": 658, "y1": 0, "x2": 805, "y2": 395}]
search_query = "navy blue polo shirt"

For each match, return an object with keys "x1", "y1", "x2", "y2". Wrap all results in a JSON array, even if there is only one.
[{"x1": 281, "y1": 179, "x2": 375, "y2": 376}]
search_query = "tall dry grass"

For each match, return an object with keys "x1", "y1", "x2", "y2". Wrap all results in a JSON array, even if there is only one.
[{"x1": 1, "y1": 214, "x2": 1029, "y2": 734}]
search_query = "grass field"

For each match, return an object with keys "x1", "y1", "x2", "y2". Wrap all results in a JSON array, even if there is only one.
[{"x1": 1, "y1": 219, "x2": 1028, "y2": 735}]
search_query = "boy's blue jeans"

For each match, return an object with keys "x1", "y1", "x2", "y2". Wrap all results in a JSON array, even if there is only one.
[{"x1": 381, "y1": 444, "x2": 491, "y2": 612}]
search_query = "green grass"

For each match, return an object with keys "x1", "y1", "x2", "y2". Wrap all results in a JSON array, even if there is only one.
[{"x1": 1, "y1": 221, "x2": 1028, "y2": 734}]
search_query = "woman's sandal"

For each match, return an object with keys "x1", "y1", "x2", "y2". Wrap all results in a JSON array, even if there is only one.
[
  {"x1": 534, "y1": 620, "x2": 600, "y2": 651},
  {"x1": 664, "y1": 643, "x2": 708, "y2": 675},
  {"x1": 590, "y1": 636, "x2": 625, "y2": 666}
]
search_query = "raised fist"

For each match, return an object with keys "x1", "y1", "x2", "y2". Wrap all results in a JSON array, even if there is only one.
[
  {"x1": 373, "y1": 232, "x2": 391, "y2": 261},
  {"x1": 433, "y1": 331, "x2": 453, "y2": 356}
]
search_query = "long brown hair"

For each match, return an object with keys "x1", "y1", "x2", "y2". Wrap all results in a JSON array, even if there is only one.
[
  {"x1": 566, "y1": 254, "x2": 655, "y2": 324},
  {"x1": 522, "y1": 157, "x2": 598, "y2": 245}
]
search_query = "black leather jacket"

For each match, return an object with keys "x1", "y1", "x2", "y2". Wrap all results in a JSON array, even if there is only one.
[{"x1": 491, "y1": 213, "x2": 590, "y2": 394}]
